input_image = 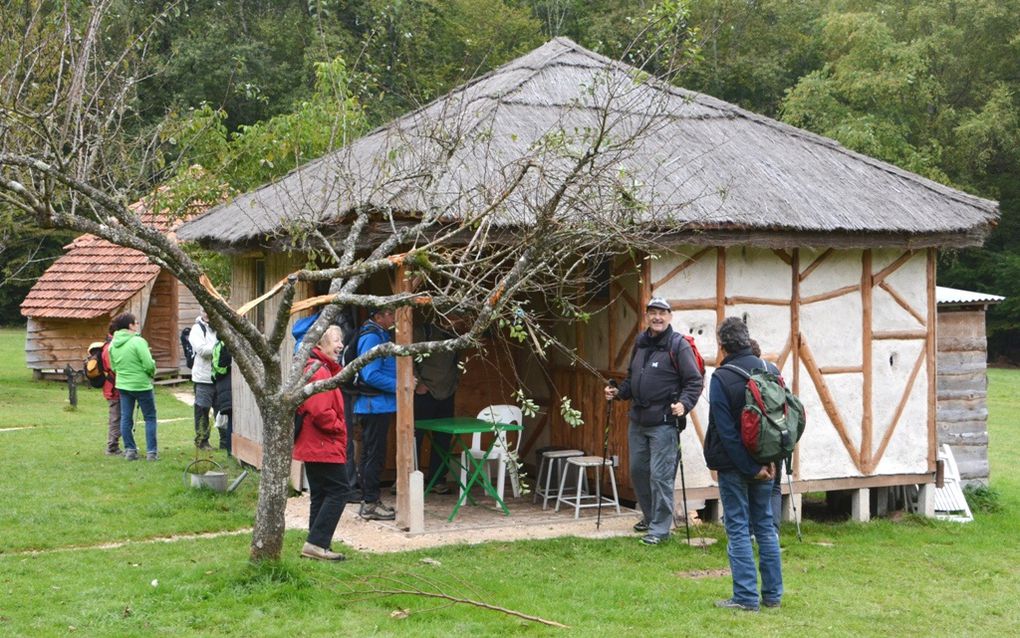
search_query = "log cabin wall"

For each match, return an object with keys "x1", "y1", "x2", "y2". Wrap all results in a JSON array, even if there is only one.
[
  {"x1": 24, "y1": 316, "x2": 112, "y2": 372},
  {"x1": 936, "y1": 308, "x2": 991, "y2": 486},
  {"x1": 549, "y1": 246, "x2": 936, "y2": 500}
]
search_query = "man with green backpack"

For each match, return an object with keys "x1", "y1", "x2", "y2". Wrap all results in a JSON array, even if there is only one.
[{"x1": 705, "y1": 317, "x2": 803, "y2": 612}]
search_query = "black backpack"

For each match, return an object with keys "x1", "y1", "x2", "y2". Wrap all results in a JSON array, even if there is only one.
[
  {"x1": 338, "y1": 323, "x2": 382, "y2": 396},
  {"x1": 180, "y1": 323, "x2": 207, "y2": 369}
]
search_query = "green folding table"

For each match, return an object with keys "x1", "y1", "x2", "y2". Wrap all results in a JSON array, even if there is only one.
[{"x1": 415, "y1": 417, "x2": 523, "y2": 522}]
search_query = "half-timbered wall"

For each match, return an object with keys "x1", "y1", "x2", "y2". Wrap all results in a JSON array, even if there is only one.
[{"x1": 550, "y1": 245, "x2": 936, "y2": 499}]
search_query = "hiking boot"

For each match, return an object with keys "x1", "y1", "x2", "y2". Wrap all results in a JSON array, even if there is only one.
[
  {"x1": 389, "y1": 483, "x2": 398, "y2": 495},
  {"x1": 146, "y1": 452, "x2": 159, "y2": 462},
  {"x1": 124, "y1": 449, "x2": 139, "y2": 461},
  {"x1": 431, "y1": 482, "x2": 451, "y2": 495},
  {"x1": 197, "y1": 441, "x2": 213, "y2": 451},
  {"x1": 639, "y1": 534, "x2": 667, "y2": 546},
  {"x1": 762, "y1": 599, "x2": 782, "y2": 609},
  {"x1": 300, "y1": 542, "x2": 346, "y2": 562},
  {"x1": 633, "y1": 519, "x2": 649, "y2": 533},
  {"x1": 106, "y1": 448, "x2": 122, "y2": 456},
  {"x1": 359, "y1": 501, "x2": 396, "y2": 521},
  {"x1": 715, "y1": 598, "x2": 759, "y2": 612}
]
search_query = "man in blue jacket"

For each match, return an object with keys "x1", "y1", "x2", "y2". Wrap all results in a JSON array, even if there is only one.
[
  {"x1": 353, "y1": 307, "x2": 397, "y2": 521},
  {"x1": 705, "y1": 317, "x2": 782, "y2": 612},
  {"x1": 604, "y1": 297, "x2": 704, "y2": 545}
]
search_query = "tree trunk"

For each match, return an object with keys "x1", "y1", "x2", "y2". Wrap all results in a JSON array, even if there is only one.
[{"x1": 249, "y1": 400, "x2": 292, "y2": 562}]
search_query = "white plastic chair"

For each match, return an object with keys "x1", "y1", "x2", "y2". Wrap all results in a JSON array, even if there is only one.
[{"x1": 460, "y1": 404, "x2": 524, "y2": 502}]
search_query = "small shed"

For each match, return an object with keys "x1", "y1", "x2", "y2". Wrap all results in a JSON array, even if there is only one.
[
  {"x1": 178, "y1": 38, "x2": 999, "y2": 519},
  {"x1": 20, "y1": 205, "x2": 199, "y2": 378},
  {"x1": 936, "y1": 286, "x2": 1004, "y2": 487}
]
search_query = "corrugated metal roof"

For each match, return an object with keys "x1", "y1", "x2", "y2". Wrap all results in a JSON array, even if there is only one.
[
  {"x1": 936, "y1": 286, "x2": 1005, "y2": 306},
  {"x1": 178, "y1": 37, "x2": 999, "y2": 251}
]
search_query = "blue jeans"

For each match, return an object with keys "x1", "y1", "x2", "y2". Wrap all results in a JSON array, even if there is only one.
[
  {"x1": 119, "y1": 389, "x2": 158, "y2": 454},
  {"x1": 628, "y1": 423, "x2": 678, "y2": 538},
  {"x1": 717, "y1": 470, "x2": 783, "y2": 608}
]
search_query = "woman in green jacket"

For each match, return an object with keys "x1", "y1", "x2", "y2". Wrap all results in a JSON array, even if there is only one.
[{"x1": 108, "y1": 312, "x2": 159, "y2": 461}]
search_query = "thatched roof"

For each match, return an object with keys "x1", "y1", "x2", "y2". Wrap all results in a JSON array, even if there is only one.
[
  {"x1": 177, "y1": 38, "x2": 998, "y2": 251},
  {"x1": 20, "y1": 203, "x2": 181, "y2": 320}
]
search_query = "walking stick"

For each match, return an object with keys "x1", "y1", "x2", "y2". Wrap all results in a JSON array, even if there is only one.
[
  {"x1": 672, "y1": 392, "x2": 691, "y2": 545},
  {"x1": 784, "y1": 456, "x2": 803, "y2": 541},
  {"x1": 597, "y1": 380, "x2": 617, "y2": 530}
]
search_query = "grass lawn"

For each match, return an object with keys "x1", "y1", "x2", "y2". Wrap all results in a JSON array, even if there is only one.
[{"x1": 1, "y1": 326, "x2": 1019, "y2": 637}]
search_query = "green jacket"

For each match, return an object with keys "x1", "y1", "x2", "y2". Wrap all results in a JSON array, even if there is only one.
[{"x1": 109, "y1": 329, "x2": 156, "y2": 391}]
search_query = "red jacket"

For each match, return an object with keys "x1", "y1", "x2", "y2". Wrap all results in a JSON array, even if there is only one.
[
  {"x1": 293, "y1": 347, "x2": 347, "y2": 464},
  {"x1": 101, "y1": 340, "x2": 119, "y2": 401}
]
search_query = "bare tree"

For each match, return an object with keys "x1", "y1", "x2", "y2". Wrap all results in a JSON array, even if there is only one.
[{"x1": 0, "y1": 2, "x2": 703, "y2": 561}]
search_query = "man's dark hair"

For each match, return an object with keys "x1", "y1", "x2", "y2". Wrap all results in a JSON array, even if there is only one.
[
  {"x1": 718, "y1": 317, "x2": 751, "y2": 353},
  {"x1": 111, "y1": 312, "x2": 135, "y2": 332}
]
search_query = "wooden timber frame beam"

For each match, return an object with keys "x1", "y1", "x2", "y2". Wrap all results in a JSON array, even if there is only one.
[
  {"x1": 791, "y1": 248, "x2": 801, "y2": 479},
  {"x1": 861, "y1": 250, "x2": 874, "y2": 472},
  {"x1": 926, "y1": 248, "x2": 937, "y2": 472},
  {"x1": 715, "y1": 248, "x2": 726, "y2": 363}
]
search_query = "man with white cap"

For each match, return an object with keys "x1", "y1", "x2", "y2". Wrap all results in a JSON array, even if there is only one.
[{"x1": 605, "y1": 297, "x2": 704, "y2": 545}]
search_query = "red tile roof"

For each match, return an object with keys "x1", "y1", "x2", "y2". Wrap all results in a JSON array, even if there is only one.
[{"x1": 19, "y1": 197, "x2": 199, "y2": 320}]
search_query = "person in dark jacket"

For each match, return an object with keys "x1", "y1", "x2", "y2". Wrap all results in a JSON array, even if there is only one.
[
  {"x1": 352, "y1": 307, "x2": 398, "y2": 521},
  {"x1": 100, "y1": 320, "x2": 121, "y2": 456},
  {"x1": 604, "y1": 297, "x2": 704, "y2": 545},
  {"x1": 294, "y1": 325, "x2": 350, "y2": 562},
  {"x1": 211, "y1": 339, "x2": 233, "y2": 455},
  {"x1": 705, "y1": 318, "x2": 782, "y2": 611}
]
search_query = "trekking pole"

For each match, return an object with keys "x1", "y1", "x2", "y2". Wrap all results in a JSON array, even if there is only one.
[
  {"x1": 597, "y1": 379, "x2": 617, "y2": 530},
  {"x1": 672, "y1": 392, "x2": 691, "y2": 546},
  {"x1": 785, "y1": 456, "x2": 802, "y2": 541}
]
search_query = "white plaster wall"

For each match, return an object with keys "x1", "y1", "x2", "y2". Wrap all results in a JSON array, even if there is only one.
[
  {"x1": 873, "y1": 250, "x2": 928, "y2": 331},
  {"x1": 645, "y1": 245, "x2": 932, "y2": 487}
]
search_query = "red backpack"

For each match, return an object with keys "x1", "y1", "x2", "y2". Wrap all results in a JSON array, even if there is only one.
[{"x1": 668, "y1": 332, "x2": 706, "y2": 376}]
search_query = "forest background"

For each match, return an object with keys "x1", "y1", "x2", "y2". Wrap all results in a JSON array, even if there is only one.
[{"x1": 2, "y1": 0, "x2": 1017, "y2": 360}]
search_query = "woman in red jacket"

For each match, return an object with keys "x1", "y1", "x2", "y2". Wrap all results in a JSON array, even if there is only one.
[{"x1": 294, "y1": 325, "x2": 350, "y2": 561}]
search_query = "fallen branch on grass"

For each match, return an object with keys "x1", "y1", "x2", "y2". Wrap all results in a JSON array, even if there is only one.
[{"x1": 360, "y1": 586, "x2": 569, "y2": 628}]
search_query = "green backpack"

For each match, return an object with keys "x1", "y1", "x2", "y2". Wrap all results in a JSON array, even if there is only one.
[
  {"x1": 721, "y1": 364, "x2": 806, "y2": 465},
  {"x1": 211, "y1": 340, "x2": 231, "y2": 380}
]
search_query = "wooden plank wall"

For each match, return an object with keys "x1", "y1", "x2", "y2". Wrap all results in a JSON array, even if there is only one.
[
  {"x1": 24, "y1": 316, "x2": 111, "y2": 371},
  {"x1": 140, "y1": 270, "x2": 179, "y2": 369},
  {"x1": 936, "y1": 308, "x2": 990, "y2": 486},
  {"x1": 177, "y1": 279, "x2": 201, "y2": 371}
]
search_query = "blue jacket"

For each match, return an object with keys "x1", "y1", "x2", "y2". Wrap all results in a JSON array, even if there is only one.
[
  {"x1": 703, "y1": 348, "x2": 766, "y2": 477},
  {"x1": 353, "y1": 320, "x2": 396, "y2": 415}
]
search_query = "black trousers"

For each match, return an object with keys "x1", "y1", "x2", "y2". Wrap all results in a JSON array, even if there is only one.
[
  {"x1": 304, "y1": 461, "x2": 349, "y2": 549},
  {"x1": 413, "y1": 392, "x2": 455, "y2": 484},
  {"x1": 357, "y1": 413, "x2": 392, "y2": 503}
]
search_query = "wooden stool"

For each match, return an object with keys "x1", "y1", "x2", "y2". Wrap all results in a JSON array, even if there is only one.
[
  {"x1": 534, "y1": 448, "x2": 585, "y2": 510},
  {"x1": 555, "y1": 456, "x2": 620, "y2": 519}
]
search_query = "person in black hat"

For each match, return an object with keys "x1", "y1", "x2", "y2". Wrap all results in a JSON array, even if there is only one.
[{"x1": 605, "y1": 297, "x2": 704, "y2": 545}]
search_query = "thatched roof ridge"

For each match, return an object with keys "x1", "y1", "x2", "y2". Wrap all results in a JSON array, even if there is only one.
[{"x1": 177, "y1": 37, "x2": 998, "y2": 250}]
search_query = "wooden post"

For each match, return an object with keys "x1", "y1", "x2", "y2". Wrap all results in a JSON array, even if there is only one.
[
  {"x1": 394, "y1": 264, "x2": 418, "y2": 529},
  {"x1": 715, "y1": 247, "x2": 726, "y2": 363},
  {"x1": 65, "y1": 364, "x2": 77, "y2": 408},
  {"x1": 861, "y1": 250, "x2": 873, "y2": 473},
  {"x1": 926, "y1": 248, "x2": 937, "y2": 472}
]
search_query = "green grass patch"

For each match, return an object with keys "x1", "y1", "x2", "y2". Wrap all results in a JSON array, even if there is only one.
[{"x1": 2, "y1": 327, "x2": 1020, "y2": 636}]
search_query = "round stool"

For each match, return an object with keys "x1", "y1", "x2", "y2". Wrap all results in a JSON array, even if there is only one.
[
  {"x1": 555, "y1": 456, "x2": 621, "y2": 519},
  {"x1": 534, "y1": 449, "x2": 585, "y2": 510}
]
